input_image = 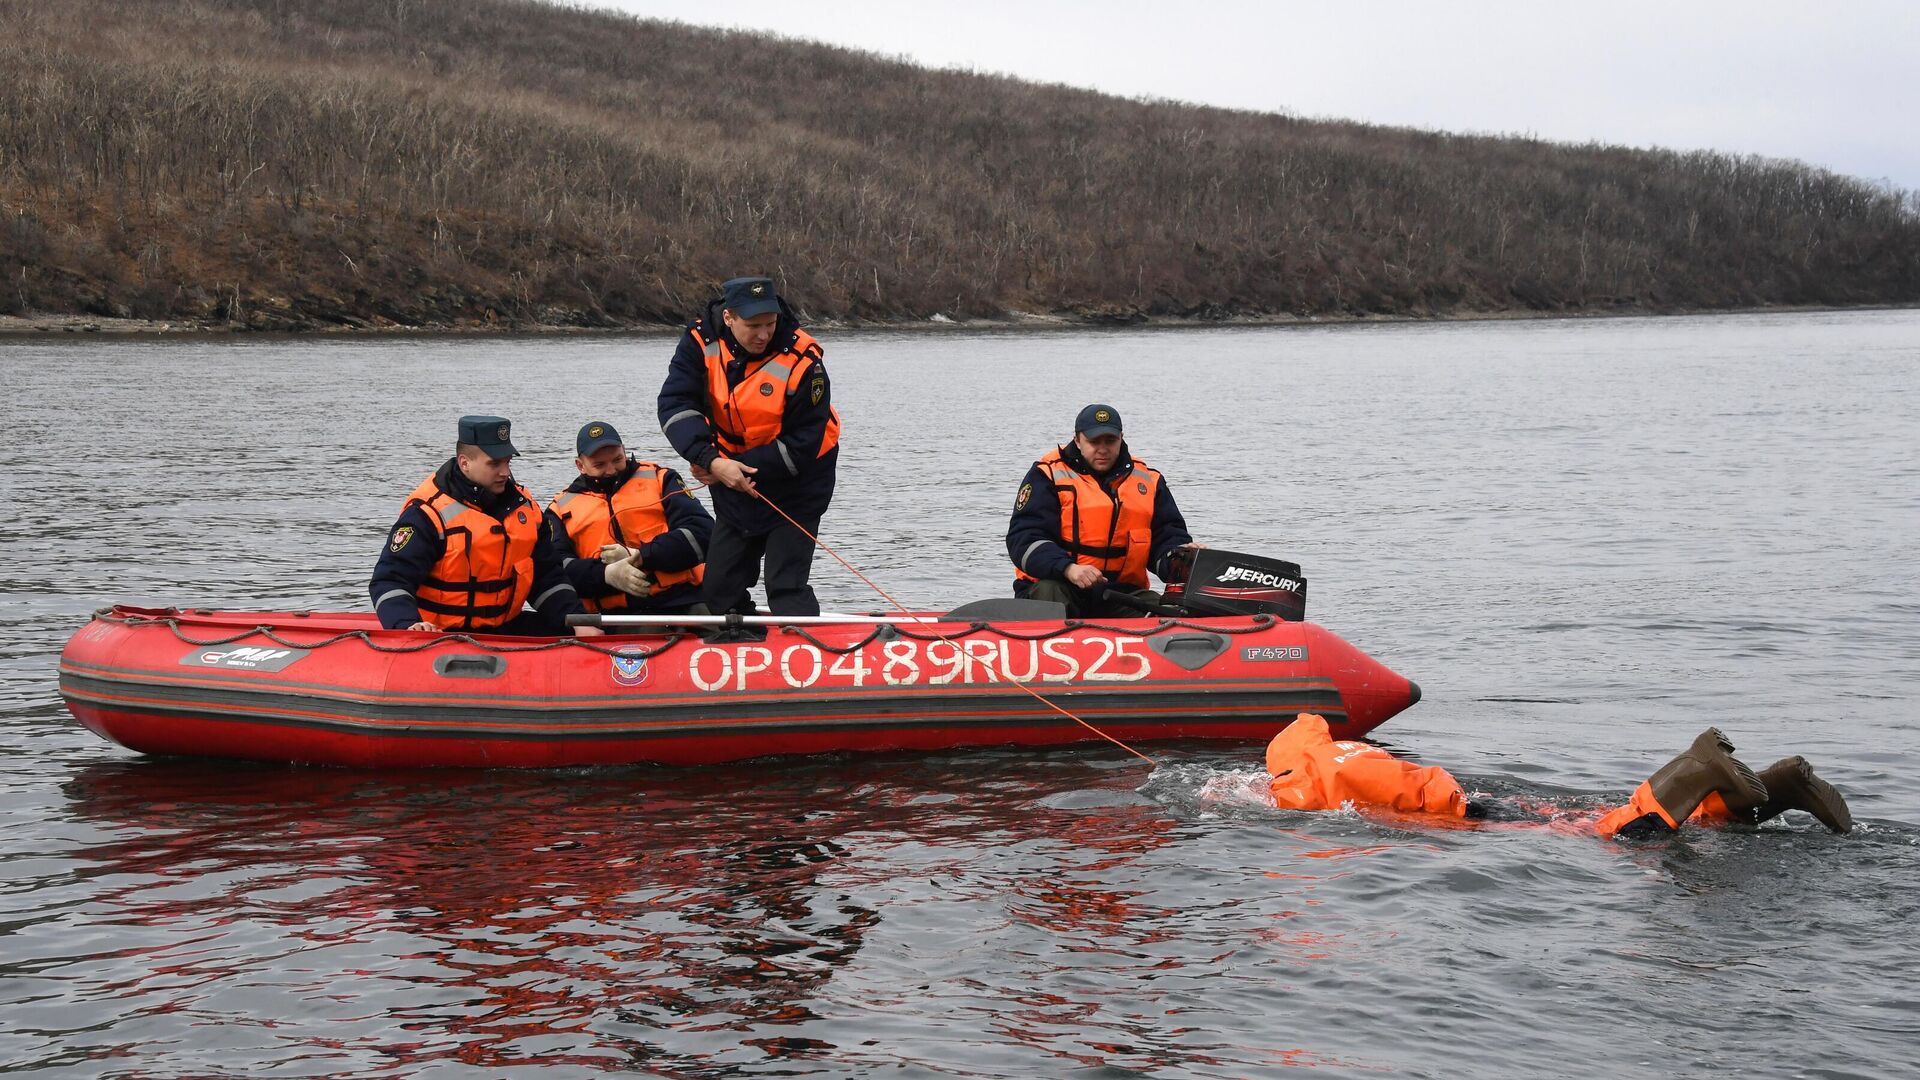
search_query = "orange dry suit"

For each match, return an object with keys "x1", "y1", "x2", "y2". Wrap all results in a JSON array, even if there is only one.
[
  {"x1": 1015, "y1": 447, "x2": 1166, "y2": 591},
  {"x1": 1266, "y1": 713, "x2": 1470, "y2": 817},
  {"x1": 1593, "y1": 789, "x2": 1739, "y2": 838},
  {"x1": 695, "y1": 323, "x2": 841, "y2": 459},
  {"x1": 401, "y1": 474, "x2": 541, "y2": 631},
  {"x1": 547, "y1": 462, "x2": 704, "y2": 613}
]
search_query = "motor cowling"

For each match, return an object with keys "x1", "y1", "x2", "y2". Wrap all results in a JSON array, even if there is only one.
[{"x1": 1175, "y1": 548, "x2": 1306, "y2": 622}]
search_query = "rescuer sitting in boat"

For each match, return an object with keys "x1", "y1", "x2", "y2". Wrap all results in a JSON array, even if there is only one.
[
  {"x1": 657, "y1": 276, "x2": 839, "y2": 618},
  {"x1": 371, "y1": 415, "x2": 602, "y2": 637},
  {"x1": 1007, "y1": 404, "x2": 1197, "y2": 618},
  {"x1": 545, "y1": 420, "x2": 713, "y2": 618},
  {"x1": 1265, "y1": 714, "x2": 1851, "y2": 837}
]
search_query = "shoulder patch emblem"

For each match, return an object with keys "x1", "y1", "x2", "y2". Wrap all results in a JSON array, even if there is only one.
[
  {"x1": 1015, "y1": 483, "x2": 1032, "y2": 510},
  {"x1": 759, "y1": 381, "x2": 775, "y2": 396},
  {"x1": 389, "y1": 526, "x2": 414, "y2": 552},
  {"x1": 1137, "y1": 482, "x2": 1148, "y2": 494},
  {"x1": 517, "y1": 510, "x2": 528, "y2": 524},
  {"x1": 810, "y1": 376, "x2": 825, "y2": 405}
]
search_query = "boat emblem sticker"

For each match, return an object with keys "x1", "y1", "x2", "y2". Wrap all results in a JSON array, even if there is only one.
[
  {"x1": 180, "y1": 646, "x2": 310, "y2": 671},
  {"x1": 611, "y1": 649, "x2": 651, "y2": 687},
  {"x1": 389, "y1": 525, "x2": 414, "y2": 552}
]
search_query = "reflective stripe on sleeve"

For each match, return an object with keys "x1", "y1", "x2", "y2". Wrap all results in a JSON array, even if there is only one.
[
  {"x1": 1019, "y1": 541, "x2": 1052, "y2": 574},
  {"x1": 531, "y1": 583, "x2": 576, "y2": 609},
  {"x1": 662, "y1": 409, "x2": 707, "y2": 435}
]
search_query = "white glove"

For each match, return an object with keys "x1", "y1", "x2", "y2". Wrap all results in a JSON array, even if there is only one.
[
  {"x1": 599, "y1": 544, "x2": 640, "y2": 564},
  {"x1": 604, "y1": 558, "x2": 653, "y2": 597}
]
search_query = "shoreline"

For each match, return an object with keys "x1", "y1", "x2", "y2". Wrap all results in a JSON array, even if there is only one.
[{"x1": 2, "y1": 302, "x2": 1913, "y2": 339}]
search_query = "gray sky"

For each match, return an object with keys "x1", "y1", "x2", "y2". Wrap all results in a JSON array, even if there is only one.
[{"x1": 589, "y1": 0, "x2": 1919, "y2": 191}]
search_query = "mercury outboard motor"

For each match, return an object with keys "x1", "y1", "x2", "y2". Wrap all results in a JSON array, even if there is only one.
[{"x1": 1173, "y1": 548, "x2": 1306, "y2": 622}]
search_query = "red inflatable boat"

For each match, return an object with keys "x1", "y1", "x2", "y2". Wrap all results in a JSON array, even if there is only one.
[{"x1": 59, "y1": 603, "x2": 1420, "y2": 769}]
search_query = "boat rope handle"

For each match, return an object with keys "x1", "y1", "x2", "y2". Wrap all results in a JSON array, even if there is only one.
[
  {"x1": 95, "y1": 609, "x2": 692, "y2": 658},
  {"x1": 750, "y1": 488, "x2": 1159, "y2": 765}
]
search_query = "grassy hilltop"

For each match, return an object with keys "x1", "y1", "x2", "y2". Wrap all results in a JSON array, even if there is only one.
[{"x1": 2, "y1": 0, "x2": 1917, "y2": 330}]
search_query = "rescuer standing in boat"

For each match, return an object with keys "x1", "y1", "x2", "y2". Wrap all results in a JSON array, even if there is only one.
[
  {"x1": 657, "y1": 277, "x2": 840, "y2": 617},
  {"x1": 1264, "y1": 715, "x2": 1851, "y2": 837},
  {"x1": 1008, "y1": 404, "x2": 1196, "y2": 618},
  {"x1": 545, "y1": 420, "x2": 713, "y2": 617},
  {"x1": 371, "y1": 415, "x2": 602, "y2": 637}
]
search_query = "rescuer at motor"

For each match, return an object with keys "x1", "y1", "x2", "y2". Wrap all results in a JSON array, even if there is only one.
[
  {"x1": 1007, "y1": 403, "x2": 1197, "y2": 618},
  {"x1": 371, "y1": 415, "x2": 602, "y2": 637},
  {"x1": 545, "y1": 420, "x2": 713, "y2": 617},
  {"x1": 657, "y1": 276, "x2": 839, "y2": 618},
  {"x1": 1264, "y1": 716, "x2": 1851, "y2": 838}
]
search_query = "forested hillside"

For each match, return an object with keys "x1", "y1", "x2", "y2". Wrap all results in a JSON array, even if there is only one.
[{"x1": 3, "y1": 0, "x2": 1915, "y2": 329}]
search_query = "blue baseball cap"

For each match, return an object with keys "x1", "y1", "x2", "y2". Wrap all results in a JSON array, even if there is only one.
[
  {"x1": 1075, "y1": 404, "x2": 1123, "y2": 438},
  {"x1": 457, "y1": 415, "x2": 518, "y2": 458},
  {"x1": 720, "y1": 276, "x2": 781, "y2": 319},
  {"x1": 576, "y1": 420, "x2": 623, "y2": 456}
]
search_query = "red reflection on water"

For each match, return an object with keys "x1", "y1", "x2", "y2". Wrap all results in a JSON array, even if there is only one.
[
  {"x1": 60, "y1": 759, "x2": 886, "y2": 1072},
  {"x1": 57, "y1": 753, "x2": 1202, "y2": 1074}
]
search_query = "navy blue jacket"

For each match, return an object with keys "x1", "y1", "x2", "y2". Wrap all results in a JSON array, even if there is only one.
[
  {"x1": 656, "y1": 297, "x2": 838, "y2": 533},
  {"x1": 1006, "y1": 441, "x2": 1192, "y2": 588},
  {"x1": 543, "y1": 458, "x2": 715, "y2": 611},
  {"x1": 370, "y1": 458, "x2": 583, "y2": 632}
]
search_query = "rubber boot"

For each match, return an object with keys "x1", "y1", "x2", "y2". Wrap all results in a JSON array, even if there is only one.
[
  {"x1": 1746, "y1": 756, "x2": 1852, "y2": 833},
  {"x1": 1644, "y1": 728, "x2": 1771, "y2": 826}
]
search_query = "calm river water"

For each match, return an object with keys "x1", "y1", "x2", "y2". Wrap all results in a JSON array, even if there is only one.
[{"x1": 3, "y1": 311, "x2": 1918, "y2": 1077}]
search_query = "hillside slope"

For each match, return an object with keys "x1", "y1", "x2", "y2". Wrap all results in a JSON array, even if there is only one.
[{"x1": 2, "y1": 0, "x2": 1915, "y2": 329}]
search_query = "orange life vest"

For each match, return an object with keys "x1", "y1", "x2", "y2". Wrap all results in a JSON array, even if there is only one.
[
  {"x1": 694, "y1": 323, "x2": 841, "y2": 457},
  {"x1": 1016, "y1": 447, "x2": 1163, "y2": 590},
  {"x1": 402, "y1": 474, "x2": 540, "y2": 630},
  {"x1": 547, "y1": 463, "x2": 704, "y2": 612},
  {"x1": 1266, "y1": 713, "x2": 1470, "y2": 817}
]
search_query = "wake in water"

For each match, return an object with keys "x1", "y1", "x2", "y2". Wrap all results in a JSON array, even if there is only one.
[
  {"x1": 1140, "y1": 722, "x2": 1860, "y2": 844},
  {"x1": 1143, "y1": 758, "x2": 1879, "y2": 840}
]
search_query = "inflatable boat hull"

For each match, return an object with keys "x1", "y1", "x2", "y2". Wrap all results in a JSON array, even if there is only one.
[{"x1": 59, "y1": 606, "x2": 1420, "y2": 768}]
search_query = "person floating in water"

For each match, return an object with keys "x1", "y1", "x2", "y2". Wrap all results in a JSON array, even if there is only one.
[{"x1": 1264, "y1": 715, "x2": 1851, "y2": 837}]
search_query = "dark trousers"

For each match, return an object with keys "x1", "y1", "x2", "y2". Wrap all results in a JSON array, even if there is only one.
[
  {"x1": 702, "y1": 517, "x2": 821, "y2": 616},
  {"x1": 490, "y1": 609, "x2": 567, "y2": 636},
  {"x1": 1019, "y1": 577, "x2": 1161, "y2": 620}
]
